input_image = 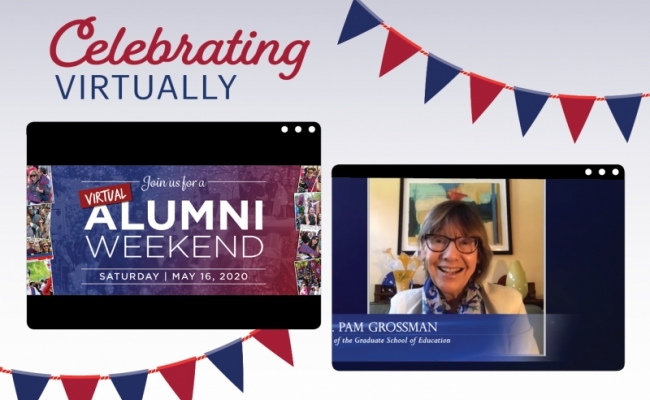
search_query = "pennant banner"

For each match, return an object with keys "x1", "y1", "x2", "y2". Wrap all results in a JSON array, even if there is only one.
[
  {"x1": 424, "y1": 54, "x2": 461, "y2": 103},
  {"x1": 253, "y1": 329, "x2": 294, "y2": 366},
  {"x1": 206, "y1": 339, "x2": 244, "y2": 393},
  {"x1": 11, "y1": 370, "x2": 50, "y2": 400},
  {"x1": 110, "y1": 370, "x2": 148, "y2": 400},
  {"x1": 470, "y1": 73, "x2": 506, "y2": 123},
  {"x1": 514, "y1": 87, "x2": 550, "y2": 137},
  {"x1": 158, "y1": 358, "x2": 196, "y2": 400},
  {"x1": 606, "y1": 94, "x2": 643, "y2": 142},
  {"x1": 1, "y1": 330, "x2": 292, "y2": 400},
  {"x1": 338, "y1": 0, "x2": 382, "y2": 44},
  {"x1": 338, "y1": 0, "x2": 649, "y2": 142},
  {"x1": 60, "y1": 375, "x2": 100, "y2": 400},
  {"x1": 380, "y1": 28, "x2": 421, "y2": 77},
  {"x1": 559, "y1": 94, "x2": 597, "y2": 143}
]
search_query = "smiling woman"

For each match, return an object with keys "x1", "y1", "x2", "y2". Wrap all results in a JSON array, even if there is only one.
[
  {"x1": 389, "y1": 200, "x2": 534, "y2": 316},
  {"x1": 389, "y1": 200, "x2": 539, "y2": 355}
]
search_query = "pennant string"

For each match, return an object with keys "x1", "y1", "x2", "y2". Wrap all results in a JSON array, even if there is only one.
[
  {"x1": 377, "y1": 20, "x2": 649, "y2": 100},
  {"x1": 0, "y1": 330, "x2": 261, "y2": 381},
  {"x1": 242, "y1": 329, "x2": 262, "y2": 342}
]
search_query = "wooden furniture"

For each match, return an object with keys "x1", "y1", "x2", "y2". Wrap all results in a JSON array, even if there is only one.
[
  {"x1": 373, "y1": 284, "x2": 394, "y2": 303},
  {"x1": 373, "y1": 284, "x2": 423, "y2": 303},
  {"x1": 497, "y1": 276, "x2": 544, "y2": 311},
  {"x1": 526, "y1": 282, "x2": 537, "y2": 299},
  {"x1": 523, "y1": 298, "x2": 544, "y2": 309}
]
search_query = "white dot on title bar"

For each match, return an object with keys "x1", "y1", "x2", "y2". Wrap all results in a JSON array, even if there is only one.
[
  {"x1": 585, "y1": 168, "x2": 592, "y2": 176},
  {"x1": 612, "y1": 169, "x2": 619, "y2": 176},
  {"x1": 295, "y1": 126, "x2": 302, "y2": 133},
  {"x1": 281, "y1": 126, "x2": 288, "y2": 133},
  {"x1": 309, "y1": 126, "x2": 315, "y2": 133},
  {"x1": 599, "y1": 168, "x2": 606, "y2": 176}
]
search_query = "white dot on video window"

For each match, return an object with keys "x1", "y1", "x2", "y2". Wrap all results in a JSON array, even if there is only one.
[
  {"x1": 585, "y1": 169, "x2": 592, "y2": 176},
  {"x1": 281, "y1": 126, "x2": 288, "y2": 133},
  {"x1": 599, "y1": 168, "x2": 605, "y2": 176},
  {"x1": 309, "y1": 126, "x2": 315, "y2": 133},
  {"x1": 612, "y1": 169, "x2": 619, "y2": 176},
  {"x1": 295, "y1": 126, "x2": 302, "y2": 133}
]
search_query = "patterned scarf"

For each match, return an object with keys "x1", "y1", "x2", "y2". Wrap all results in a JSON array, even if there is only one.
[{"x1": 422, "y1": 277, "x2": 484, "y2": 314}]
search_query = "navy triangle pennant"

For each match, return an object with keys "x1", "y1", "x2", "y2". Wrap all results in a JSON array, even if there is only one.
[
  {"x1": 605, "y1": 93, "x2": 642, "y2": 142},
  {"x1": 12, "y1": 370, "x2": 51, "y2": 400},
  {"x1": 338, "y1": 0, "x2": 382, "y2": 45},
  {"x1": 424, "y1": 54, "x2": 461, "y2": 103},
  {"x1": 109, "y1": 370, "x2": 149, "y2": 400},
  {"x1": 205, "y1": 339, "x2": 244, "y2": 392},
  {"x1": 514, "y1": 87, "x2": 550, "y2": 136}
]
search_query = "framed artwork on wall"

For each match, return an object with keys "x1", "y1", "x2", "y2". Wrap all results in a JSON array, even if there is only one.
[{"x1": 398, "y1": 178, "x2": 512, "y2": 255}]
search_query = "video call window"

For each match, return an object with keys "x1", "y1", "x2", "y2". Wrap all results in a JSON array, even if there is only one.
[
  {"x1": 332, "y1": 165, "x2": 623, "y2": 371},
  {"x1": 27, "y1": 122, "x2": 321, "y2": 330}
]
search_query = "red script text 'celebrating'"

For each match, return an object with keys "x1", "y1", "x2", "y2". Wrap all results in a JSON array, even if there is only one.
[{"x1": 50, "y1": 17, "x2": 310, "y2": 80}]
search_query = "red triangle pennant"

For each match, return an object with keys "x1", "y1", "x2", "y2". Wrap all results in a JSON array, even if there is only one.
[
  {"x1": 559, "y1": 94, "x2": 597, "y2": 143},
  {"x1": 158, "y1": 357, "x2": 196, "y2": 400},
  {"x1": 470, "y1": 73, "x2": 506, "y2": 123},
  {"x1": 253, "y1": 330, "x2": 294, "y2": 366},
  {"x1": 60, "y1": 375, "x2": 100, "y2": 400},
  {"x1": 380, "y1": 28, "x2": 421, "y2": 77}
]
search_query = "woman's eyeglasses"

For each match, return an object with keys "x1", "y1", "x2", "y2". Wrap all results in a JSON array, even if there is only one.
[{"x1": 424, "y1": 234, "x2": 479, "y2": 254}]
